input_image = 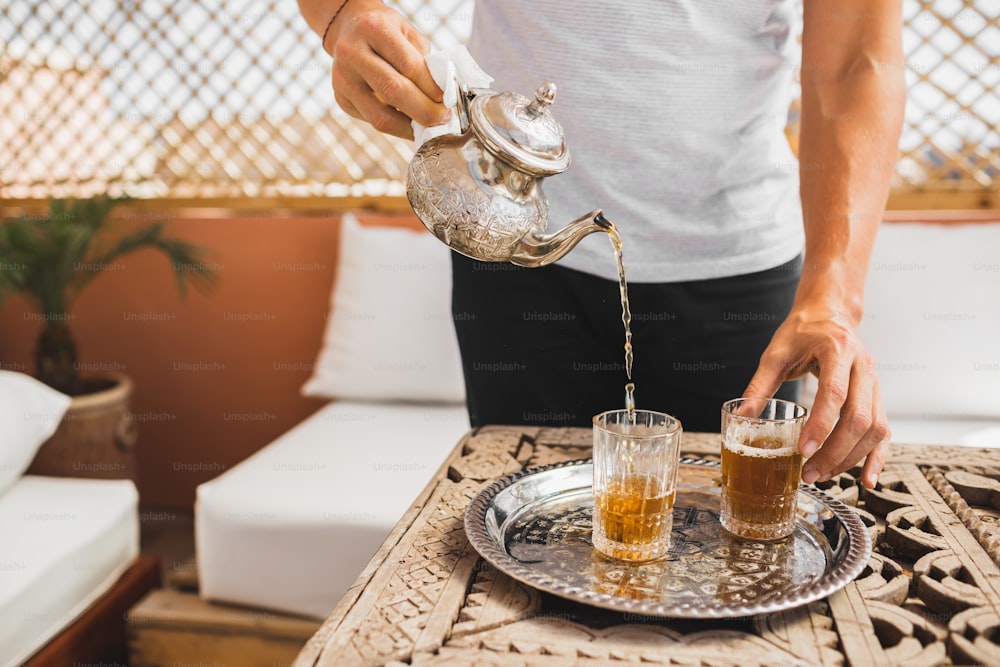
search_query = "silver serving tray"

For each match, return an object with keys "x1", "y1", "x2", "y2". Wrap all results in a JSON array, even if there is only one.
[{"x1": 464, "y1": 458, "x2": 872, "y2": 619}]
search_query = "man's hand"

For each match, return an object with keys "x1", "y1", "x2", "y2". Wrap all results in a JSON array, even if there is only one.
[
  {"x1": 743, "y1": 307, "x2": 890, "y2": 490},
  {"x1": 303, "y1": 0, "x2": 450, "y2": 139}
]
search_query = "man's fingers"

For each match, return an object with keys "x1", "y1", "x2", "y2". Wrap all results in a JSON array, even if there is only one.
[
  {"x1": 348, "y1": 14, "x2": 449, "y2": 126},
  {"x1": 350, "y1": 10, "x2": 440, "y2": 100},
  {"x1": 327, "y1": 7, "x2": 450, "y2": 138},
  {"x1": 353, "y1": 96, "x2": 417, "y2": 138},
  {"x1": 802, "y1": 355, "x2": 890, "y2": 489},
  {"x1": 397, "y1": 20, "x2": 445, "y2": 101},
  {"x1": 728, "y1": 396, "x2": 774, "y2": 419},
  {"x1": 828, "y1": 385, "x2": 890, "y2": 484},
  {"x1": 332, "y1": 68, "x2": 415, "y2": 138},
  {"x1": 805, "y1": 355, "x2": 875, "y2": 477},
  {"x1": 799, "y1": 355, "x2": 852, "y2": 482},
  {"x1": 351, "y1": 48, "x2": 449, "y2": 128},
  {"x1": 742, "y1": 351, "x2": 787, "y2": 405},
  {"x1": 333, "y1": 90, "x2": 362, "y2": 121},
  {"x1": 860, "y1": 438, "x2": 890, "y2": 489}
]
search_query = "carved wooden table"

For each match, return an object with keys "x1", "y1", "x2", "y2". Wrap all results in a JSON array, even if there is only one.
[{"x1": 292, "y1": 426, "x2": 1000, "y2": 667}]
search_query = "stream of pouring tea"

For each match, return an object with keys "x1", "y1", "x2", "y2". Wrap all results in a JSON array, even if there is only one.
[{"x1": 603, "y1": 220, "x2": 635, "y2": 423}]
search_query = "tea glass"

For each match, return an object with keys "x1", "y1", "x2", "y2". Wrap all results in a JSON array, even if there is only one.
[
  {"x1": 720, "y1": 397, "x2": 808, "y2": 541},
  {"x1": 592, "y1": 409, "x2": 682, "y2": 562}
]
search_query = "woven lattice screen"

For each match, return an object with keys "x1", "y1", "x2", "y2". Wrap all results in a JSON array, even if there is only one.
[
  {"x1": 897, "y1": 1, "x2": 1000, "y2": 206},
  {"x1": 1, "y1": 0, "x2": 997, "y2": 208}
]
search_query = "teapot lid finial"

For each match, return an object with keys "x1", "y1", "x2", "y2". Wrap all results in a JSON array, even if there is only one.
[
  {"x1": 468, "y1": 81, "x2": 571, "y2": 177},
  {"x1": 527, "y1": 83, "x2": 557, "y2": 116}
]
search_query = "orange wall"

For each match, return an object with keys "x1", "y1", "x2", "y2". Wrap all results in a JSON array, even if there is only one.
[{"x1": 0, "y1": 209, "x2": 420, "y2": 509}]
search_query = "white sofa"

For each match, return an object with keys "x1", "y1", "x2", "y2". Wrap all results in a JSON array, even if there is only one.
[
  {"x1": 0, "y1": 371, "x2": 141, "y2": 667},
  {"x1": 196, "y1": 215, "x2": 470, "y2": 619}
]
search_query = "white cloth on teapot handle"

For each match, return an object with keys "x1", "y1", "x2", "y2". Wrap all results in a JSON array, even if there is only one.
[{"x1": 411, "y1": 45, "x2": 494, "y2": 147}]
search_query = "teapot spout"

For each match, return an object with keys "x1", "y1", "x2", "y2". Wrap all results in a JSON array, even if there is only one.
[{"x1": 510, "y1": 210, "x2": 612, "y2": 268}]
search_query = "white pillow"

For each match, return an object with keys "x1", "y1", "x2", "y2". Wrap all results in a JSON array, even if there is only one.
[
  {"x1": 0, "y1": 371, "x2": 72, "y2": 495},
  {"x1": 302, "y1": 214, "x2": 466, "y2": 403}
]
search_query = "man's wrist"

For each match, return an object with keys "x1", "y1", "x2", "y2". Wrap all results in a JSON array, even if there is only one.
[
  {"x1": 321, "y1": 0, "x2": 352, "y2": 54},
  {"x1": 792, "y1": 268, "x2": 865, "y2": 328}
]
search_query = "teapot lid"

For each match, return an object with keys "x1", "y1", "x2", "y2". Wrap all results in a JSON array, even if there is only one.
[{"x1": 468, "y1": 82, "x2": 571, "y2": 177}]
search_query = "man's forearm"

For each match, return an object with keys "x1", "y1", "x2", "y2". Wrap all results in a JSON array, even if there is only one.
[{"x1": 797, "y1": 12, "x2": 906, "y2": 326}]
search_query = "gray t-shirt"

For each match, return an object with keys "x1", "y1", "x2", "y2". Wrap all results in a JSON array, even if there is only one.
[{"x1": 468, "y1": 0, "x2": 805, "y2": 283}]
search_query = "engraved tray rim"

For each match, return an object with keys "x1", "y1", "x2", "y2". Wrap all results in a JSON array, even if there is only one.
[{"x1": 464, "y1": 457, "x2": 873, "y2": 619}]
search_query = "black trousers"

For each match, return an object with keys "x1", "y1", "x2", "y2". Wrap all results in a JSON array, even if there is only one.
[{"x1": 451, "y1": 253, "x2": 802, "y2": 433}]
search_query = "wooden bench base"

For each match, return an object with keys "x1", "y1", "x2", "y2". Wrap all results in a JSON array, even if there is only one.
[{"x1": 127, "y1": 589, "x2": 320, "y2": 667}]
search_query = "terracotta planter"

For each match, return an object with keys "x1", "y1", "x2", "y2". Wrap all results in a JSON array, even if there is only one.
[{"x1": 27, "y1": 373, "x2": 137, "y2": 482}]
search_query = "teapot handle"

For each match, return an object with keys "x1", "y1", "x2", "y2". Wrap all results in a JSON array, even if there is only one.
[
  {"x1": 454, "y1": 84, "x2": 493, "y2": 135},
  {"x1": 455, "y1": 83, "x2": 474, "y2": 134}
]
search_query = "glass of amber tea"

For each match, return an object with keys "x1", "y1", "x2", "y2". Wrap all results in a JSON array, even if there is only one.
[
  {"x1": 720, "y1": 398, "x2": 808, "y2": 541},
  {"x1": 592, "y1": 409, "x2": 683, "y2": 562}
]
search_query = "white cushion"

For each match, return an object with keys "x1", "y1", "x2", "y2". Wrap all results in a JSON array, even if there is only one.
[
  {"x1": 0, "y1": 476, "x2": 139, "y2": 667},
  {"x1": 0, "y1": 371, "x2": 72, "y2": 496},
  {"x1": 302, "y1": 214, "x2": 465, "y2": 403},
  {"x1": 196, "y1": 400, "x2": 470, "y2": 618},
  {"x1": 859, "y1": 221, "x2": 1000, "y2": 419}
]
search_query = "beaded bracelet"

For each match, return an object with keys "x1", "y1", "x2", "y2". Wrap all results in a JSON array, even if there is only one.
[{"x1": 321, "y1": 0, "x2": 351, "y2": 53}]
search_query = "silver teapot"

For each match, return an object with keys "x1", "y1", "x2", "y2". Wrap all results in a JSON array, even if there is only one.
[{"x1": 406, "y1": 82, "x2": 611, "y2": 268}]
